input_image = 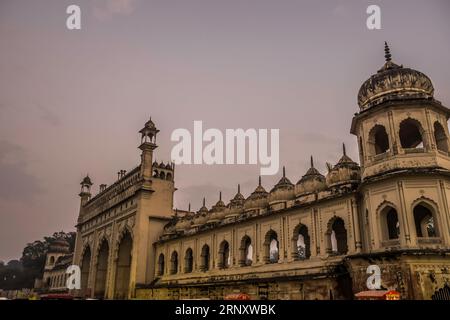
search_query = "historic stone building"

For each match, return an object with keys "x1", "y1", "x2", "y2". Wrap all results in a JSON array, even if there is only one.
[
  {"x1": 34, "y1": 239, "x2": 73, "y2": 293},
  {"x1": 73, "y1": 44, "x2": 450, "y2": 300}
]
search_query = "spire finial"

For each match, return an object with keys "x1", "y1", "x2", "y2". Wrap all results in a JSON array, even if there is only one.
[
  {"x1": 384, "y1": 41, "x2": 392, "y2": 62},
  {"x1": 219, "y1": 191, "x2": 222, "y2": 201},
  {"x1": 202, "y1": 197, "x2": 206, "y2": 207},
  {"x1": 310, "y1": 156, "x2": 314, "y2": 168},
  {"x1": 188, "y1": 202, "x2": 191, "y2": 212},
  {"x1": 343, "y1": 143, "x2": 347, "y2": 156},
  {"x1": 238, "y1": 184, "x2": 241, "y2": 193},
  {"x1": 258, "y1": 176, "x2": 262, "y2": 186},
  {"x1": 282, "y1": 166, "x2": 286, "y2": 177}
]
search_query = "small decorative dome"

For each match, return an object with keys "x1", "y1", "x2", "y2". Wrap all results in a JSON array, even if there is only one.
[
  {"x1": 165, "y1": 163, "x2": 172, "y2": 170},
  {"x1": 163, "y1": 217, "x2": 178, "y2": 235},
  {"x1": 244, "y1": 177, "x2": 269, "y2": 211},
  {"x1": 207, "y1": 192, "x2": 227, "y2": 223},
  {"x1": 229, "y1": 184, "x2": 245, "y2": 207},
  {"x1": 80, "y1": 175, "x2": 93, "y2": 186},
  {"x1": 269, "y1": 166, "x2": 295, "y2": 203},
  {"x1": 174, "y1": 204, "x2": 194, "y2": 231},
  {"x1": 143, "y1": 117, "x2": 156, "y2": 129},
  {"x1": 159, "y1": 161, "x2": 166, "y2": 168},
  {"x1": 295, "y1": 156, "x2": 326, "y2": 196},
  {"x1": 192, "y1": 198, "x2": 209, "y2": 227},
  {"x1": 224, "y1": 185, "x2": 245, "y2": 218},
  {"x1": 49, "y1": 238, "x2": 70, "y2": 253},
  {"x1": 358, "y1": 42, "x2": 434, "y2": 110},
  {"x1": 326, "y1": 144, "x2": 361, "y2": 188}
]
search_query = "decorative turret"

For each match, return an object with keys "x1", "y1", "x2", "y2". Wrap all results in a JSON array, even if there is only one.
[
  {"x1": 244, "y1": 176, "x2": 269, "y2": 211},
  {"x1": 351, "y1": 42, "x2": 450, "y2": 179},
  {"x1": 326, "y1": 144, "x2": 361, "y2": 189},
  {"x1": 79, "y1": 175, "x2": 93, "y2": 205},
  {"x1": 192, "y1": 198, "x2": 209, "y2": 227},
  {"x1": 295, "y1": 156, "x2": 326, "y2": 196},
  {"x1": 208, "y1": 192, "x2": 227, "y2": 223},
  {"x1": 139, "y1": 117, "x2": 159, "y2": 181},
  {"x1": 269, "y1": 166, "x2": 295, "y2": 205}
]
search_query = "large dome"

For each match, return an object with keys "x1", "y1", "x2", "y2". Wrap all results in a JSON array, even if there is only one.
[{"x1": 357, "y1": 42, "x2": 434, "y2": 110}]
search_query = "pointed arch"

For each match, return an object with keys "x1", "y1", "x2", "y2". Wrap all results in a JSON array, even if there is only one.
[
  {"x1": 184, "y1": 248, "x2": 193, "y2": 273},
  {"x1": 200, "y1": 244, "x2": 210, "y2": 272},
  {"x1": 292, "y1": 224, "x2": 311, "y2": 260},
  {"x1": 113, "y1": 229, "x2": 132, "y2": 299},
  {"x1": 434, "y1": 121, "x2": 448, "y2": 153},
  {"x1": 368, "y1": 124, "x2": 390, "y2": 155},
  {"x1": 412, "y1": 198, "x2": 440, "y2": 238},
  {"x1": 80, "y1": 244, "x2": 92, "y2": 295},
  {"x1": 170, "y1": 251, "x2": 179, "y2": 274},
  {"x1": 326, "y1": 217, "x2": 348, "y2": 255},
  {"x1": 399, "y1": 118, "x2": 426, "y2": 150},
  {"x1": 157, "y1": 253, "x2": 165, "y2": 276},
  {"x1": 239, "y1": 235, "x2": 253, "y2": 266},
  {"x1": 94, "y1": 238, "x2": 109, "y2": 298},
  {"x1": 263, "y1": 229, "x2": 279, "y2": 263},
  {"x1": 218, "y1": 240, "x2": 230, "y2": 269}
]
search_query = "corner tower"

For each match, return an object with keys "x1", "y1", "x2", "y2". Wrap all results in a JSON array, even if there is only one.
[
  {"x1": 351, "y1": 43, "x2": 450, "y2": 252},
  {"x1": 351, "y1": 42, "x2": 450, "y2": 178}
]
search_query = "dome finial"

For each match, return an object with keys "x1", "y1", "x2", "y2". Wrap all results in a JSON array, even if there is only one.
[
  {"x1": 219, "y1": 191, "x2": 222, "y2": 201},
  {"x1": 202, "y1": 197, "x2": 206, "y2": 207},
  {"x1": 188, "y1": 202, "x2": 191, "y2": 212},
  {"x1": 384, "y1": 41, "x2": 392, "y2": 62},
  {"x1": 310, "y1": 155, "x2": 314, "y2": 168},
  {"x1": 238, "y1": 184, "x2": 241, "y2": 193},
  {"x1": 282, "y1": 166, "x2": 286, "y2": 177},
  {"x1": 343, "y1": 143, "x2": 347, "y2": 156},
  {"x1": 258, "y1": 175, "x2": 262, "y2": 186}
]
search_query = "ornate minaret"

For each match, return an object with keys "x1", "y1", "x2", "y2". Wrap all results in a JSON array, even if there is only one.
[
  {"x1": 351, "y1": 42, "x2": 450, "y2": 179},
  {"x1": 79, "y1": 175, "x2": 93, "y2": 207},
  {"x1": 139, "y1": 117, "x2": 159, "y2": 182},
  {"x1": 351, "y1": 43, "x2": 450, "y2": 251}
]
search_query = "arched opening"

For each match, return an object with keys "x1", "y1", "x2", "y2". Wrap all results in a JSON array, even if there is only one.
[
  {"x1": 94, "y1": 240, "x2": 109, "y2": 298},
  {"x1": 153, "y1": 170, "x2": 159, "y2": 177},
  {"x1": 113, "y1": 231, "x2": 132, "y2": 299},
  {"x1": 80, "y1": 247, "x2": 91, "y2": 295},
  {"x1": 292, "y1": 224, "x2": 311, "y2": 260},
  {"x1": 166, "y1": 172, "x2": 173, "y2": 181},
  {"x1": 434, "y1": 122, "x2": 448, "y2": 153},
  {"x1": 170, "y1": 251, "x2": 178, "y2": 275},
  {"x1": 49, "y1": 256, "x2": 55, "y2": 265},
  {"x1": 159, "y1": 171, "x2": 166, "y2": 179},
  {"x1": 218, "y1": 241, "x2": 230, "y2": 269},
  {"x1": 239, "y1": 236, "x2": 253, "y2": 266},
  {"x1": 264, "y1": 230, "x2": 279, "y2": 263},
  {"x1": 200, "y1": 244, "x2": 210, "y2": 272},
  {"x1": 380, "y1": 206, "x2": 400, "y2": 240},
  {"x1": 368, "y1": 124, "x2": 390, "y2": 155},
  {"x1": 413, "y1": 203, "x2": 438, "y2": 238},
  {"x1": 157, "y1": 253, "x2": 165, "y2": 276},
  {"x1": 327, "y1": 218, "x2": 348, "y2": 255},
  {"x1": 399, "y1": 118, "x2": 424, "y2": 149},
  {"x1": 184, "y1": 248, "x2": 193, "y2": 273}
]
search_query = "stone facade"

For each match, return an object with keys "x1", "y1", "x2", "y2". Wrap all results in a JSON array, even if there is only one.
[{"x1": 74, "y1": 44, "x2": 450, "y2": 300}]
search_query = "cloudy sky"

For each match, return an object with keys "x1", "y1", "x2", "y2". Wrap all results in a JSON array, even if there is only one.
[{"x1": 1, "y1": 0, "x2": 449, "y2": 262}]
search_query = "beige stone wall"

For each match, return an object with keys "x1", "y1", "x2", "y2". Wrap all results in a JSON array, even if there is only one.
[
  {"x1": 153, "y1": 194, "x2": 358, "y2": 281},
  {"x1": 360, "y1": 175, "x2": 450, "y2": 251}
]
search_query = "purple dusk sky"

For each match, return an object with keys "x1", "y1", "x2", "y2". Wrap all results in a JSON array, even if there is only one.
[{"x1": 1, "y1": 0, "x2": 449, "y2": 261}]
